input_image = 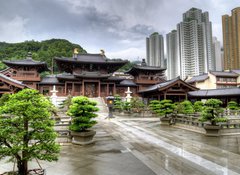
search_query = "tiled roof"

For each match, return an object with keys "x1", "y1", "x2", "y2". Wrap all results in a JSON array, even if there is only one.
[
  {"x1": 125, "y1": 64, "x2": 166, "y2": 75},
  {"x1": 73, "y1": 71, "x2": 111, "y2": 78},
  {"x1": 3, "y1": 58, "x2": 49, "y2": 72},
  {"x1": 119, "y1": 79, "x2": 137, "y2": 86},
  {"x1": 210, "y1": 71, "x2": 238, "y2": 77},
  {"x1": 55, "y1": 54, "x2": 128, "y2": 64},
  {"x1": 0, "y1": 73, "x2": 27, "y2": 88},
  {"x1": 139, "y1": 77, "x2": 180, "y2": 93},
  {"x1": 56, "y1": 73, "x2": 77, "y2": 80},
  {"x1": 232, "y1": 70, "x2": 240, "y2": 74},
  {"x1": 188, "y1": 88, "x2": 240, "y2": 97},
  {"x1": 186, "y1": 74, "x2": 209, "y2": 83},
  {"x1": 39, "y1": 75, "x2": 62, "y2": 84}
]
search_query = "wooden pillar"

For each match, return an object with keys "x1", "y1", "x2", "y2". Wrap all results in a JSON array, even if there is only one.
[
  {"x1": 82, "y1": 81, "x2": 85, "y2": 96},
  {"x1": 185, "y1": 93, "x2": 188, "y2": 100},
  {"x1": 164, "y1": 92, "x2": 166, "y2": 100},
  {"x1": 72, "y1": 82, "x2": 75, "y2": 96},
  {"x1": 107, "y1": 83, "x2": 109, "y2": 96},
  {"x1": 64, "y1": 83, "x2": 67, "y2": 95},
  {"x1": 113, "y1": 83, "x2": 116, "y2": 95},
  {"x1": 98, "y1": 81, "x2": 101, "y2": 97}
]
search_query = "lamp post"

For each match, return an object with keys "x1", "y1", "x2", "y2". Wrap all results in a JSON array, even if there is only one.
[{"x1": 106, "y1": 94, "x2": 115, "y2": 119}]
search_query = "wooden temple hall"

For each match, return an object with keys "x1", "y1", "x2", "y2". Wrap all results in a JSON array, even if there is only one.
[{"x1": 0, "y1": 51, "x2": 199, "y2": 101}]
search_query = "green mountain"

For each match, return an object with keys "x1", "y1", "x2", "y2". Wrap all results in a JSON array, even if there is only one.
[{"x1": 0, "y1": 39, "x2": 87, "y2": 68}]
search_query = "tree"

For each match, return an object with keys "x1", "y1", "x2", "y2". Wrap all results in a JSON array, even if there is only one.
[
  {"x1": 193, "y1": 101, "x2": 204, "y2": 113},
  {"x1": 113, "y1": 94, "x2": 123, "y2": 112},
  {"x1": 156, "y1": 99, "x2": 175, "y2": 117},
  {"x1": 199, "y1": 99, "x2": 227, "y2": 125},
  {"x1": 0, "y1": 89, "x2": 60, "y2": 175},
  {"x1": 149, "y1": 100, "x2": 161, "y2": 113},
  {"x1": 227, "y1": 101, "x2": 239, "y2": 110},
  {"x1": 180, "y1": 100, "x2": 194, "y2": 115},
  {"x1": 67, "y1": 96, "x2": 99, "y2": 132},
  {"x1": 123, "y1": 101, "x2": 131, "y2": 112},
  {"x1": 130, "y1": 97, "x2": 145, "y2": 113}
]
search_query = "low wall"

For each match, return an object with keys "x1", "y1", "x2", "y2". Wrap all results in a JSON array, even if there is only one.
[{"x1": 172, "y1": 114, "x2": 240, "y2": 136}]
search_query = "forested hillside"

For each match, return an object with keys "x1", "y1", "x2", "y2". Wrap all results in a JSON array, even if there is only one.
[{"x1": 0, "y1": 39, "x2": 87, "y2": 67}]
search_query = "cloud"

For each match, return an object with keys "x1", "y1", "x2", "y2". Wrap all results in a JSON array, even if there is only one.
[
  {"x1": 106, "y1": 47, "x2": 145, "y2": 60},
  {"x1": 0, "y1": 16, "x2": 28, "y2": 43},
  {"x1": 0, "y1": 0, "x2": 239, "y2": 58}
]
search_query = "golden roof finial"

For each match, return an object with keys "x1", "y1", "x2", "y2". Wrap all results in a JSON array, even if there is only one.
[
  {"x1": 100, "y1": 49, "x2": 105, "y2": 56},
  {"x1": 74, "y1": 48, "x2": 79, "y2": 54}
]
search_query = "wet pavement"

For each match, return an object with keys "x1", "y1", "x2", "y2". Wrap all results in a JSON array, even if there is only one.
[{"x1": 1, "y1": 113, "x2": 240, "y2": 175}]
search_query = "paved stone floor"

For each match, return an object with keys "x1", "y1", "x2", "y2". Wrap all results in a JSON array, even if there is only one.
[{"x1": 1, "y1": 113, "x2": 240, "y2": 175}]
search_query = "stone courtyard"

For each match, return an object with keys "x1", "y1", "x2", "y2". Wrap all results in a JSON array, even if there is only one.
[{"x1": 1, "y1": 113, "x2": 240, "y2": 175}]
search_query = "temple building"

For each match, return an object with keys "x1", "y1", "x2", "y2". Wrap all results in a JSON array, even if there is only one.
[
  {"x1": 2, "y1": 53, "x2": 49, "y2": 89},
  {"x1": 40, "y1": 52, "x2": 128, "y2": 97},
  {"x1": 0, "y1": 51, "x2": 205, "y2": 102}
]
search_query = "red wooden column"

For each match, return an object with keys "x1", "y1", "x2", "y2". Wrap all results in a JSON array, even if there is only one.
[
  {"x1": 107, "y1": 83, "x2": 109, "y2": 96},
  {"x1": 98, "y1": 81, "x2": 101, "y2": 97},
  {"x1": 82, "y1": 81, "x2": 85, "y2": 96}
]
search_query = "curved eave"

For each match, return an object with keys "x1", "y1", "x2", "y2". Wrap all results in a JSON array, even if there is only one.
[
  {"x1": 125, "y1": 66, "x2": 166, "y2": 75},
  {"x1": 55, "y1": 57, "x2": 128, "y2": 64},
  {"x1": 139, "y1": 78, "x2": 198, "y2": 94},
  {"x1": 55, "y1": 57, "x2": 128, "y2": 73},
  {"x1": 73, "y1": 73, "x2": 111, "y2": 79},
  {"x1": 3, "y1": 60, "x2": 49, "y2": 72},
  {"x1": 56, "y1": 75, "x2": 78, "y2": 81}
]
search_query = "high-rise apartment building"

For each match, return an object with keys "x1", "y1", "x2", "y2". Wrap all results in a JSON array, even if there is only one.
[
  {"x1": 212, "y1": 37, "x2": 222, "y2": 71},
  {"x1": 166, "y1": 30, "x2": 180, "y2": 79},
  {"x1": 176, "y1": 8, "x2": 214, "y2": 79},
  {"x1": 222, "y1": 7, "x2": 240, "y2": 70},
  {"x1": 146, "y1": 32, "x2": 164, "y2": 67}
]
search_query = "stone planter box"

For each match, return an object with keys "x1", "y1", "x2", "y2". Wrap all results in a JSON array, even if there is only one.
[
  {"x1": 160, "y1": 117, "x2": 171, "y2": 125},
  {"x1": 71, "y1": 130, "x2": 96, "y2": 145},
  {"x1": 204, "y1": 125, "x2": 221, "y2": 136}
]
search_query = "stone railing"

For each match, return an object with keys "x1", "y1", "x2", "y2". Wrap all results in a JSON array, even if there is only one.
[{"x1": 172, "y1": 112, "x2": 240, "y2": 134}]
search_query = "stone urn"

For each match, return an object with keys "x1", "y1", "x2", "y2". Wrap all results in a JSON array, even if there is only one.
[
  {"x1": 160, "y1": 117, "x2": 171, "y2": 125},
  {"x1": 204, "y1": 125, "x2": 221, "y2": 136},
  {"x1": 71, "y1": 130, "x2": 96, "y2": 145}
]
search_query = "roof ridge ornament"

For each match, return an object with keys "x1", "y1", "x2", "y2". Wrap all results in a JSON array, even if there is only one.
[{"x1": 26, "y1": 52, "x2": 32, "y2": 60}]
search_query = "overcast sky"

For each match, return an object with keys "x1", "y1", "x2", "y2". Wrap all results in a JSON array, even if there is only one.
[{"x1": 0, "y1": 0, "x2": 239, "y2": 60}]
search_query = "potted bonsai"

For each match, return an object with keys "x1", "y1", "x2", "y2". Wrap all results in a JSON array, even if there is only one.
[
  {"x1": 0, "y1": 89, "x2": 60, "y2": 175},
  {"x1": 157, "y1": 99, "x2": 175, "y2": 125},
  {"x1": 67, "y1": 96, "x2": 99, "y2": 145},
  {"x1": 149, "y1": 100, "x2": 161, "y2": 117},
  {"x1": 227, "y1": 101, "x2": 239, "y2": 115},
  {"x1": 199, "y1": 99, "x2": 227, "y2": 136},
  {"x1": 193, "y1": 101, "x2": 204, "y2": 115}
]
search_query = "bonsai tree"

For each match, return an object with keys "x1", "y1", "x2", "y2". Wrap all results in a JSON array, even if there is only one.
[
  {"x1": 199, "y1": 99, "x2": 227, "y2": 125},
  {"x1": 149, "y1": 100, "x2": 161, "y2": 113},
  {"x1": 180, "y1": 100, "x2": 194, "y2": 115},
  {"x1": 193, "y1": 101, "x2": 204, "y2": 113},
  {"x1": 67, "y1": 96, "x2": 99, "y2": 132},
  {"x1": 130, "y1": 97, "x2": 145, "y2": 113},
  {"x1": 156, "y1": 99, "x2": 175, "y2": 118},
  {"x1": 227, "y1": 101, "x2": 239, "y2": 110},
  {"x1": 0, "y1": 89, "x2": 60, "y2": 175},
  {"x1": 123, "y1": 101, "x2": 132, "y2": 112},
  {"x1": 113, "y1": 94, "x2": 123, "y2": 112},
  {"x1": 174, "y1": 102, "x2": 184, "y2": 114}
]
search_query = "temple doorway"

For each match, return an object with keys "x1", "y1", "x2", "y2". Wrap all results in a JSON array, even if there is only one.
[{"x1": 84, "y1": 82, "x2": 98, "y2": 97}]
